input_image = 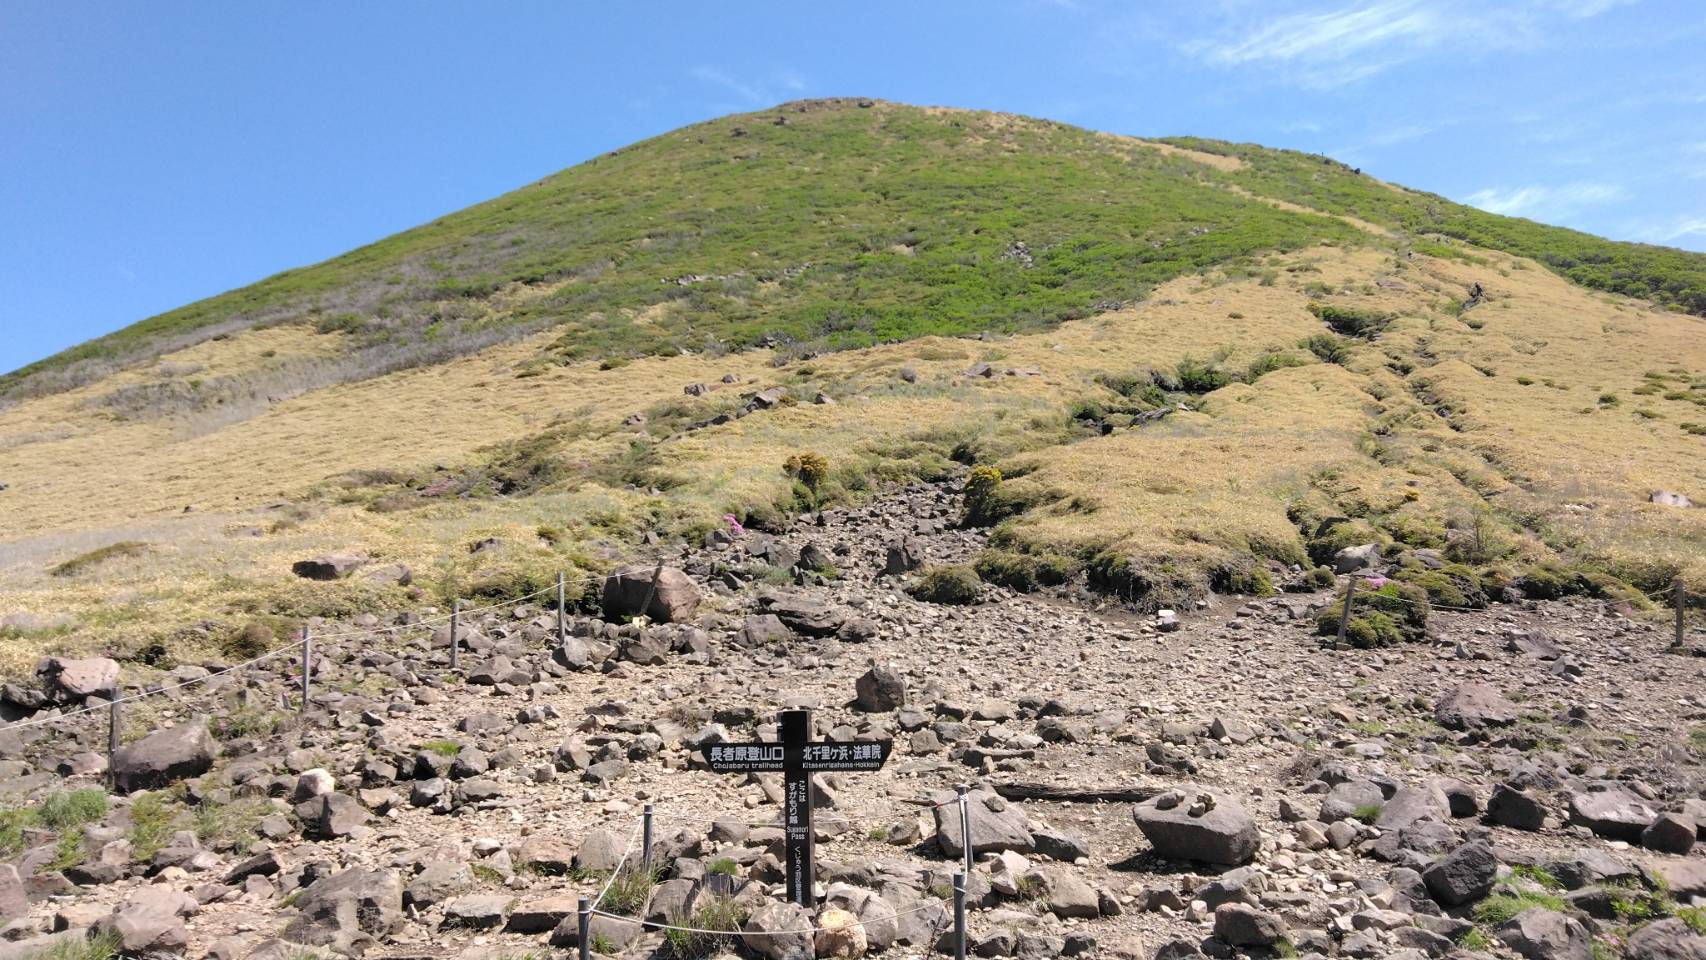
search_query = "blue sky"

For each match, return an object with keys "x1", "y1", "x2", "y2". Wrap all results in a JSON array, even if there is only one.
[{"x1": 3, "y1": 0, "x2": 1703, "y2": 375}]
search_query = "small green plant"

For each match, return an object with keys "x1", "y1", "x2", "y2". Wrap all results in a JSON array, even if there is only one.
[
  {"x1": 48, "y1": 826, "x2": 86, "y2": 870},
  {"x1": 127, "y1": 792, "x2": 178, "y2": 861},
  {"x1": 706, "y1": 857, "x2": 739, "y2": 877},
  {"x1": 961, "y1": 465, "x2": 1006, "y2": 526},
  {"x1": 36, "y1": 929, "x2": 122, "y2": 960},
  {"x1": 1351, "y1": 803, "x2": 1384, "y2": 824},
  {"x1": 1679, "y1": 906, "x2": 1706, "y2": 935},
  {"x1": 663, "y1": 896, "x2": 748, "y2": 958},
  {"x1": 1509, "y1": 865, "x2": 1562, "y2": 890},
  {"x1": 590, "y1": 934, "x2": 617, "y2": 954},
  {"x1": 1459, "y1": 928, "x2": 1493, "y2": 951},
  {"x1": 597, "y1": 866, "x2": 659, "y2": 913},
  {"x1": 36, "y1": 789, "x2": 109, "y2": 830},
  {"x1": 1473, "y1": 888, "x2": 1568, "y2": 926},
  {"x1": 470, "y1": 863, "x2": 507, "y2": 883},
  {"x1": 420, "y1": 739, "x2": 462, "y2": 757},
  {"x1": 908, "y1": 565, "x2": 982, "y2": 605}
]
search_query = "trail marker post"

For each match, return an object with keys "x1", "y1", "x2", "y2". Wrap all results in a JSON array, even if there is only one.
[
  {"x1": 699, "y1": 708, "x2": 892, "y2": 906},
  {"x1": 450, "y1": 599, "x2": 461, "y2": 671},
  {"x1": 1335, "y1": 577, "x2": 1358, "y2": 649},
  {"x1": 107, "y1": 699, "x2": 121, "y2": 788},
  {"x1": 300, "y1": 627, "x2": 312, "y2": 713},
  {"x1": 557, "y1": 571, "x2": 567, "y2": 643},
  {"x1": 1675, "y1": 577, "x2": 1687, "y2": 650}
]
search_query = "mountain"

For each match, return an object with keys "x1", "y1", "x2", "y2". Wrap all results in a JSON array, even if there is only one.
[{"x1": 0, "y1": 98, "x2": 1702, "y2": 672}]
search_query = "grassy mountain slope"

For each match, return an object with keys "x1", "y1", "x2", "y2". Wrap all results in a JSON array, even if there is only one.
[{"x1": 2, "y1": 99, "x2": 1704, "y2": 675}]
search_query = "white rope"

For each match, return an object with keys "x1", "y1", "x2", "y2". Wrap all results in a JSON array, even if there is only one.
[
  {"x1": 0, "y1": 573, "x2": 600, "y2": 734},
  {"x1": 590, "y1": 897, "x2": 949, "y2": 935},
  {"x1": 592, "y1": 819, "x2": 647, "y2": 910}
]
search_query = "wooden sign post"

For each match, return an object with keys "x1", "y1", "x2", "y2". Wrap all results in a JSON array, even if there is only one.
[{"x1": 700, "y1": 708, "x2": 891, "y2": 906}]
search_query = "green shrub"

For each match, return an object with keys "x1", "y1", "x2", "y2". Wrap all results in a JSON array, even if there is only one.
[
  {"x1": 36, "y1": 789, "x2": 109, "y2": 831},
  {"x1": 1301, "y1": 334, "x2": 1351, "y2": 365},
  {"x1": 1243, "y1": 351, "x2": 1307, "y2": 382},
  {"x1": 1173, "y1": 356, "x2": 1233, "y2": 393},
  {"x1": 782, "y1": 452, "x2": 830, "y2": 491},
  {"x1": 1308, "y1": 301, "x2": 1392, "y2": 337},
  {"x1": 597, "y1": 867, "x2": 658, "y2": 913},
  {"x1": 1211, "y1": 562, "x2": 1276, "y2": 597},
  {"x1": 1473, "y1": 888, "x2": 1568, "y2": 926},
  {"x1": 961, "y1": 466, "x2": 1024, "y2": 527},
  {"x1": 127, "y1": 793, "x2": 178, "y2": 861},
  {"x1": 909, "y1": 566, "x2": 982, "y2": 605},
  {"x1": 1398, "y1": 563, "x2": 1488, "y2": 609},
  {"x1": 1316, "y1": 581, "x2": 1430, "y2": 648},
  {"x1": 1300, "y1": 566, "x2": 1337, "y2": 590},
  {"x1": 663, "y1": 896, "x2": 747, "y2": 959}
]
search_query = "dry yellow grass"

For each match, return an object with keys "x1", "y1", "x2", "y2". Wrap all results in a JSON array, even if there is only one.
[{"x1": 2, "y1": 242, "x2": 1703, "y2": 674}]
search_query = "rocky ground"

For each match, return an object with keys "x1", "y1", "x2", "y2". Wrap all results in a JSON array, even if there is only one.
[{"x1": 3, "y1": 478, "x2": 1706, "y2": 960}]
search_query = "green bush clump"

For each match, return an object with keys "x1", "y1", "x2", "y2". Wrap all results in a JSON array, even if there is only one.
[
  {"x1": 782, "y1": 452, "x2": 830, "y2": 491},
  {"x1": 1397, "y1": 562, "x2": 1488, "y2": 609},
  {"x1": 1301, "y1": 334, "x2": 1351, "y2": 365},
  {"x1": 1316, "y1": 580, "x2": 1430, "y2": 648},
  {"x1": 909, "y1": 565, "x2": 982, "y2": 605},
  {"x1": 1211, "y1": 562, "x2": 1276, "y2": 597},
  {"x1": 49, "y1": 541, "x2": 150, "y2": 578},
  {"x1": 960, "y1": 466, "x2": 1042, "y2": 527},
  {"x1": 973, "y1": 549, "x2": 1076, "y2": 592},
  {"x1": 1296, "y1": 566, "x2": 1337, "y2": 591},
  {"x1": 1173, "y1": 356, "x2": 1233, "y2": 393},
  {"x1": 1308, "y1": 301, "x2": 1393, "y2": 338}
]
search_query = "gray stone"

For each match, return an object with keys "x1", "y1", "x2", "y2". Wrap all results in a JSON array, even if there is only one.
[
  {"x1": 1434, "y1": 682, "x2": 1518, "y2": 730},
  {"x1": 933, "y1": 788, "x2": 1034, "y2": 858},
  {"x1": 404, "y1": 861, "x2": 471, "y2": 909},
  {"x1": 292, "y1": 553, "x2": 368, "y2": 580},
  {"x1": 602, "y1": 566, "x2": 701, "y2": 623},
  {"x1": 1569, "y1": 786, "x2": 1657, "y2": 843},
  {"x1": 282, "y1": 867, "x2": 403, "y2": 952},
  {"x1": 1643, "y1": 813, "x2": 1697, "y2": 855},
  {"x1": 855, "y1": 663, "x2": 907, "y2": 712},
  {"x1": 1422, "y1": 840, "x2": 1497, "y2": 906},
  {"x1": 573, "y1": 828, "x2": 628, "y2": 873},
  {"x1": 295, "y1": 792, "x2": 368, "y2": 839},
  {"x1": 1497, "y1": 908, "x2": 1591, "y2": 960},
  {"x1": 1488, "y1": 783, "x2": 1548, "y2": 831},
  {"x1": 1625, "y1": 918, "x2": 1706, "y2": 959},
  {"x1": 112, "y1": 720, "x2": 217, "y2": 792},
  {"x1": 1213, "y1": 903, "x2": 1287, "y2": 947},
  {"x1": 1321, "y1": 780, "x2": 1386, "y2": 823},
  {"x1": 443, "y1": 894, "x2": 513, "y2": 929},
  {"x1": 35, "y1": 656, "x2": 119, "y2": 701},
  {"x1": 1375, "y1": 784, "x2": 1450, "y2": 831},
  {"x1": 1131, "y1": 787, "x2": 1259, "y2": 866},
  {"x1": 885, "y1": 538, "x2": 924, "y2": 575},
  {"x1": 1332, "y1": 543, "x2": 1381, "y2": 573},
  {"x1": 0, "y1": 864, "x2": 25, "y2": 920},
  {"x1": 742, "y1": 900, "x2": 815, "y2": 960}
]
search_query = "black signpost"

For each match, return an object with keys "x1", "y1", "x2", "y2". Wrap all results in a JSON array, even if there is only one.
[{"x1": 700, "y1": 708, "x2": 892, "y2": 906}]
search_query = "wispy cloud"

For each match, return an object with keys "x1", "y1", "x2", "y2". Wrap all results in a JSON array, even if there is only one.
[
  {"x1": 1183, "y1": 0, "x2": 1636, "y2": 89},
  {"x1": 1464, "y1": 181, "x2": 1627, "y2": 219},
  {"x1": 1627, "y1": 215, "x2": 1706, "y2": 246},
  {"x1": 688, "y1": 66, "x2": 810, "y2": 109}
]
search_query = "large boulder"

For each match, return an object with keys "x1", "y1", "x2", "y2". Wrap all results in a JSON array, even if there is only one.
[
  {"x1": 1651, "y1": 490, "x2": 1694, "y2": 508},
  {"x1": 1214, "y1": 903, "x2": 1287, "y2": 947},
  {"x1": 1423, "y1": 840, "x2": 1497, "y2": 906},
  {"x1": 764, "y1": 594, "x2": 846, "y2": 637},
  {"x1": 1625, "y1": 918, "x2": 1706, "y2": 959},
  {"x1": 1488, "y1": 783, "x2": 1548, "y2": 831},
  {"x1": 35, "y1": 656, "x2": 119, "y2": 702},
  {"x1": 602, "y1": 566, "x2": 701, "y2": 623},
  {"x1": 282, "y1": 867, "x2": 403, "y2": 951},
  {"x1": 1434, "y1": 682, "x2": 1518, "y2": 730},
  {"x1": 1644, "y1": 813, "x2": 1698, "y2": 855},
  {"x1": 1332, "y1": 543, "x2": 1381, "y2": 574},
  {"x1": 1497, "y1": 908, "x2": 1592, "y2": 960},
  {"x1": 1568, "y1": 786, "x2": 1657, "y2": 843},
  {"x1": 815, "y1": 907, "x2": 867, "y2": 959},
  {"x1": 933, "y1": 788, "x2": 1034, "y2": 859},
  {"x1": 854, "y1": 663, "x2": 907, "y2": 712},
  {"x1": 0, "y1": 864, "x2": 25, "y2": 920},
  {"x1": 884, "y1": 538, "x2": 924, "y2": 575},
  {"x1": 743, "y1": 900, "x2": 815, "y2": 960},
  {"x1": 112, "y1": 720, "x2": 217, "y2": 792},
  {"x1": 1131, "y1": 787, "x2": 1259, "y2": 866},
  {"x1": 291, "y1": 553, "x2": 368, "y2": 580}
]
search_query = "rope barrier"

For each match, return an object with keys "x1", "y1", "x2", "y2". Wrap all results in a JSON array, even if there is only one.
[
  {"x1": 0, "y1": 572, "x2": 603, "y2": 734},
  {"x1": 588, "y1": 897, "x2": 950, "y2": 936},
  {"x1": 592, "y1": 819, "x2": 647, "y2": 910}
]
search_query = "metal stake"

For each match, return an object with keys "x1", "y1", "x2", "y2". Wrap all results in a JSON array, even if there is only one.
[
  {"x1": 557, "y1": 570, "x2": 567, "y2": 642},
  {"x1": 577, "y1": 897, "x2": 591, "y2": 960},
  {"x1": 300, "y1": 627, "x2": 312, "y2": 713},
  {"x1": 636, "y1": 555, "x2": 665, "y2": 621},
  {"x1": 1335, "y1": 577, "x2": 1358, "y2": 649},
  {"x1": 953, "y1": 872, "x2": 967, "y2": 960},
  {"x1": 450, "y1": 598, "x2": 461, "y2": 671},
  {"x1": 107, "y1": 699, "x2": 121, "y2": 788},
  {"x1": 957, "y1": 784, "x2": 974, "y2": 878},
  {"x1": 1675, "y1": 577, "x2": 1687, "y2": 650},
  {"x1": 643, "y1": 804, "x2": 655, "y2": 874}
]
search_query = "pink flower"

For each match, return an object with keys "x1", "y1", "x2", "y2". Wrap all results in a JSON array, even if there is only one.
[
  {"x1": 723, "y1": 514, "x2": 745, "y2": 536},
  {"x1": 1363, "y1": 576, "x2": 1389, "y2": 589}
]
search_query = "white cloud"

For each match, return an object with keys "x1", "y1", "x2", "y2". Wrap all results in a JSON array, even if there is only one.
[
  {"x1": 1183, "y1": 0, "x2": 1638, "y2": 89},
  {"x1": 1628, "y1": 216, "x2": 1706, "y2": 245},
  {"x1": 689, "y1": 67, "x2": 810, "y2": 108},
  {"x1": 1463, "y1": 181, "x2": 1627, "y2": 219}
]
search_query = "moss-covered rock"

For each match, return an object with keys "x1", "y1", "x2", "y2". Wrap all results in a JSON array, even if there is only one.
[
  {"x1": 909, "y1": 565, "x2": 982, "y2": 604},
  {"x1": 1398, "y1": 562, "x2": 1488, "y2": 609}
]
